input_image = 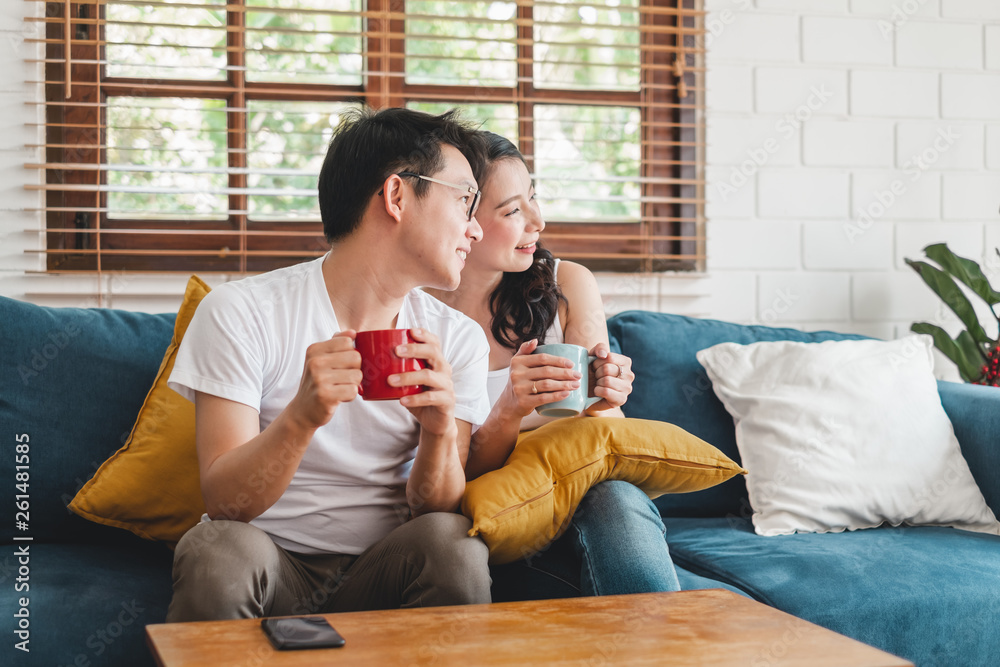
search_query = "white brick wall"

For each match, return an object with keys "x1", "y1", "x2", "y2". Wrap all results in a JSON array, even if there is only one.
[
  {"x1": 802, "y1": 120, "x2": 894, "y2": 167},
  {"x1": 758, "y1": 169, "x2": 850, "y2": 219},
  {"x1": 707, "y1": 65, "x2": 754, "y2": 113},
  {"x1": 895, "y1": 221, "x2": 984, "y2": 269},
  {"x1": 896, "y1": 21, "x2": 982, "y2": 69},
  {"x1": 754, "y1": 67, "x2": 848, "y2": 115},
  {"x1": 987, "y1": 125, "x2": 1000, "y2": 168},
  {"x1": 705, "y1": 166, "x2": 756, "y2": 219},
  {"x1": 707, "y1": 116, "x2": 801, "y2": 166},
  {"x1": 706, "y1": 0, "x2": 1000, "y2": 380},
  {"x1": 707, "y1": 220, "x2": 800, "y2": 270},
  {"x1": 940, "y1": 0, "x2": 1000, "y2": 20},
  {"x1": 942, "y1": 73, "x2": 1000, "y2": 118},
  {"x1": 708, "y1": 13, "x2": 800, "y2": 62},
  {"x1": 987, "y1": 25, "x2": 1000, "y2": 69},
  {"x1": 851, "y1": 170, "x2": 942, "y2": 220},
  {"x1": 942, "y1": 172, "x2": 1000, "y2": 220},
  {"x1": 852, "y1": 271, "x2": 947, "y2": 321},
  {"x1": 986, "y1": 224, "x2": 1000, "y2": 273},
  {"x1": 699, "y1": 272, "x2": 758, "y2": 322},
  {"x1": 850, "y1": 71, "x2": 939, "y2": 118},
  {"x1": 895, "y1": 122, "x2": 983, "y2": 170},
  {"x1": 756, "y1": 0, "x2": 847, "y2": 12},
  {"x1": 802, "y1": 16, "x2": 893, "y2": 65},
  {"x1": 849, "y1": 0, "x2": 939, "y2": 18},
  {"x1": 802, "y1": 221, "x2": 893, "y2": 270},
  {"x1": 758, "y1": 272, "x2": 851, "y2": 322}
]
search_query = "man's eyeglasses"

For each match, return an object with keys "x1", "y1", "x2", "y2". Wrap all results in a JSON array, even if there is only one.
[{"x1": 398, "y1": 171, "x2": 481, "y2": 221}]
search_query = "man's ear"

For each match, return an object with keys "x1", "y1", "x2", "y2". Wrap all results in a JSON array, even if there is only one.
[{"x1": 381, "y1": 174, "x2": 406, "y2": 223}]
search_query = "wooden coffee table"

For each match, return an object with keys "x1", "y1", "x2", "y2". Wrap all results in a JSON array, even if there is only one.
[{"x1": 146, "y1": 589, "x2": 912, "y2": 666}]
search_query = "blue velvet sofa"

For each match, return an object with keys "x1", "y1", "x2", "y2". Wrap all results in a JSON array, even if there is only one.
[{"x1": 2, "y1": 298, "x2": 998, "y2": 666}]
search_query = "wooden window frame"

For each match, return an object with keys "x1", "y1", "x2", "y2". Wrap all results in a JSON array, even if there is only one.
[{"x1": 36, "y1": 0, "x2": 705, "y2": 275}]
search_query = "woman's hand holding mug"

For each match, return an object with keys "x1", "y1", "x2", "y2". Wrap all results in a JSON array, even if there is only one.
[
  {"x1": 502, "y1": 339, "x2": 581, "y2": 418},
  {"x1": 586, "y1": 343, "x2": 633, "y2": 415}
]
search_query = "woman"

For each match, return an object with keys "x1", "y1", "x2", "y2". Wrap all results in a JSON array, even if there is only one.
[{"x1": 427, "y1": 132, "x2": 680, "y2": 596}]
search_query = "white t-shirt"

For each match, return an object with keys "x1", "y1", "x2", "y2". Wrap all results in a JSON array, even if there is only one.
[
  {"x1": 169, "y1": 254, "x2": 490, "y2": 555},
  {"x1": 484, "y1": 260, "x2": 563, "y2": 432}
]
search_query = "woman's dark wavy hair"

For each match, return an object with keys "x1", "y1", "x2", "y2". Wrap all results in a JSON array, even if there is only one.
[{"x1": 481, "y1": 132, "x2": 566, "y2": 351}]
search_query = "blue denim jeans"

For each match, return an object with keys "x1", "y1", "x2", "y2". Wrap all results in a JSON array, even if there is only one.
[
  {"x1": 496, "y1": 480, "x2": 681, "y2": 597},
  {"x1": 568, "y1": 480, "x2": 681, "y2": 595}
]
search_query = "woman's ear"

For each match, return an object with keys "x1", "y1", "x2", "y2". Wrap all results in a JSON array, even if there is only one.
[{"x1": 380, "y1": 174, "x2": 406, "y2": 223}]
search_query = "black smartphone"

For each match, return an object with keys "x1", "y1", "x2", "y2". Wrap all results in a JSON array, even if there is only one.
[{"x1": 261, "y1": 616, "x2": 346, "y2": 650}]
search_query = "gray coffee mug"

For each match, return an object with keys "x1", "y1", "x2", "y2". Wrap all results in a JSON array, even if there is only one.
[{"x1": 533, "y1": 343, "x2": 602, "y2": 417}]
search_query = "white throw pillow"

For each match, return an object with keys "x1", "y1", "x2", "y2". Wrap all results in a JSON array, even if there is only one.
[{"x1": 696, "y1": 334, "x2": 1000, "y2": 537}]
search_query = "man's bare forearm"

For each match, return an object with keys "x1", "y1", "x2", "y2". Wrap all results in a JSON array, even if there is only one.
[
  {"x1": 465, "y1": 403, "x2": 522, "y2": 481},
  {"x1": 406, "y1": 423, "x2": 466, "y2": 516},
  {"x1": 200, "y1": 410, "x2": 315, "y2": 522}
]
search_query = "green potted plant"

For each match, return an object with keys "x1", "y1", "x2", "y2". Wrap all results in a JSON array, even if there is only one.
[{"x1": 906, "y1": 243, "x2": 1000, "y2": 387}]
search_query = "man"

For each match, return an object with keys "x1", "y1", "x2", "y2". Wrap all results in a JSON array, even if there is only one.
[{"x1": 166, "y1": 107, "x2": 492, "y2": 621}]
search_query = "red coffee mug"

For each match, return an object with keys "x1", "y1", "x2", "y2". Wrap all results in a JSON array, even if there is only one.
[{"x1": 355, "y1": 329, "x2": 426, "y2": 401}]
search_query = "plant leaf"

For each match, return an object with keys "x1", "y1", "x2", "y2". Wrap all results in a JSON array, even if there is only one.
[
  {"x1": 911, "y1": 322, "x2": 984, "y2": 382},
  {"x1": 905, "y1": 259, "x2": 992, "y2": 345},
  {"x1": 923, "y1": 243, "x2": 1000, "y2": 307},
  {"x1": 956, "y1": 330, "x2": 989, "y2": 382}
]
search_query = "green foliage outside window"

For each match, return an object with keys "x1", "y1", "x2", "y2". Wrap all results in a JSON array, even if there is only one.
[
  {"x1": 107, "y1": 98, "x2": 228, "y2": 219},
  {"x1": 104, "y1": 0, "x2": 647, "y2": 225}
]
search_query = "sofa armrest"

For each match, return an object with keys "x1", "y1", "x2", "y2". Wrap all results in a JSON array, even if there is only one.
[{"x1": 938, "y1": 380, "x2": 1000, "y2": 516}]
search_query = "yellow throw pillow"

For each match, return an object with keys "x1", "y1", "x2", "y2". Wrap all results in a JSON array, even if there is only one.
[
  {"x1": 461, "y1": 417, "x2": 746, "y2": 565},
  {"x1": 69, "y1": 275, "x2": 210, "y2": 546}
]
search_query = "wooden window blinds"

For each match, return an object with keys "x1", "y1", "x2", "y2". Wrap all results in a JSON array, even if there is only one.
[{"x1": 27, "y1": 0, "x2": 705, "y2": 275}]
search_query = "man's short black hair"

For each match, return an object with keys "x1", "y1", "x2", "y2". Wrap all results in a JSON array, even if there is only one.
[{"x1": 318, "y1": 106, "x2": 487, "y2": 243}]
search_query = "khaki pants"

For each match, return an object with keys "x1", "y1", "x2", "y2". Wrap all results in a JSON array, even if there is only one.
[{"x1": 166, "y1": 512, "x2": 490, "y2": 622}]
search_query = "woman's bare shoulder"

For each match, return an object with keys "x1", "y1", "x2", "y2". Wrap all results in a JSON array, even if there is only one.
[{"x1": 555, "y1": 260, "x2": 600, "y2": 298}]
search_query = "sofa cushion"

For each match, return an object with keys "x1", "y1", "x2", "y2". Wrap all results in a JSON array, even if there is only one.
[
  {"x1": 606, "y1": 311, "x2": 868, "y2": 519},
  {"x1": 0, "y1": 537, "x2": 172, "y2": 666},
  {"x1": 0, "y1": 297, "x2": 175, "y2": 543},
  {"x1": 663, "y1": 516, "x2": 1000, "y2": 667},
  {"x1": 696, "y1": 335, "x2": 999, "y2": 537},
  {"x1": 462, "y1": 417, "x2": 746, "y2": 564},
  {"x1": 69, "y1": 276, "x2": 209, "y2": 546}
]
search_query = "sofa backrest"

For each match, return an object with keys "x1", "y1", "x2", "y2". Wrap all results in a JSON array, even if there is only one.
[
  {"x1": 0, "y1": 297, "x2": 174, "y2": 544},
  {"x1": 937, "y1": 379, "x2": 1000, "y2": 516},
  {"x1": 9, "y1": 297, "x2": 992, "y2": 540},
  {"x1": 607, "y1": 310, "x2": 869, "y2": 520}
]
